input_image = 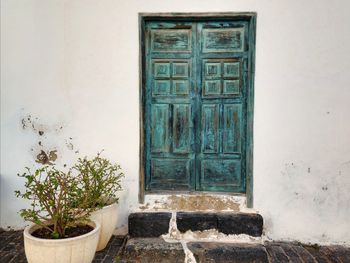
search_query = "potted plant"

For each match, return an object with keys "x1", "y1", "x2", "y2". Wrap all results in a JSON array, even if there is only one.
[
  {"x1": 15, "y1": 166, "x2": 101, "y2": 263},
  {"x1": 73, "y1": 152, "x2": 124, "y2": 251}
]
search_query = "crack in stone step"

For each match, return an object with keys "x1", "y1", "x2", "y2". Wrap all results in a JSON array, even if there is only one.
[
  {"x1": 169, "y1": 211, "x2": 180, "y2": 238},
  {"x1": 163, "y1": 211, "x2": 197, "y2": 263}
]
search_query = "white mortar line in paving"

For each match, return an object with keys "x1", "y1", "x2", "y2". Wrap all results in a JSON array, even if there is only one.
[{"x1": 181, "y1": 240, "x2": 197, "y2": 263}]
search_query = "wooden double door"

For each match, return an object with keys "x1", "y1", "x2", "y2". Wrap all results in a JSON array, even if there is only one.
[{"x1": 142, "y1": 17, "x2": 255, "y2": 194}]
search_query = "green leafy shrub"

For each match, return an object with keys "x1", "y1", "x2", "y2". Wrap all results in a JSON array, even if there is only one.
[
  {"x1": 73, "y1": 152, "x2": 124, "y2": 209},
  {"x1": 15, "y1": 152, "x2": 123, "y2": 238},
  {"x1": 15, "y1": 166, "x2": 97, "y2": 238}
]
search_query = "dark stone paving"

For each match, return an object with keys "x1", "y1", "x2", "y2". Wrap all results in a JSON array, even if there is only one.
[
  {"x1": 187, "y1": 242, "x2": 269, "y2": 263},
  {"x1": 121, "y1": 239, "x2": 350, "y2": 263},
  {"x1": 1, "y1": 231, "x2": 350, "y2": 263},
  {"x1": 265, "y1": 242, "x2": 350, "y2": 263},
  {"x1": 121, "y1": 238, "x2": 185, "y2": 263},
  {"x1": 0, "y1": 230, "x2": 125, "y2": 263},
  {"x1": 93, "y1": 235, "x2": 126, "y2": 263},
  {"x1": 0, "y1": 230, "x2": 26, "y2": 263}
]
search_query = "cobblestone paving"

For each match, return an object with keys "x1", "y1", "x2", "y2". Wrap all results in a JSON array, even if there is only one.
[
  {"x1": 1, "y1": 230, "x2": 349, "y2": 262},
  {"x1": 0, "y1": 230, "x2": 125, "y2": 263},
  {"x1": 93, "y1": 235, "x2": 126, "y2": 263},
  {"x1": 265, "y1": 242, "x2": 350, "y2": 263},
  {"x1": 0, "y1": 230, "x2": 26, "y2": 263}
]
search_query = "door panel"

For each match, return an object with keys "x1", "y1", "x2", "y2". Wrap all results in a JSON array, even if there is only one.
[
  {"x1": 223, "y1": 104, "x2": 242, "y2": 153},
  {"x1": 173, "y1": 104, "x2": 191, "y2": 153},
  {"x1": 202, "y1": 104, "x2": 220, "y2": 154},
  {"x1": 202, "y1": 27, "x2": 245, "y2": 52},
  {"x1": 144, "y1": 19, "x2": 250, "y2": 193},
  {"x1": 150, "y1": 158, "x2": 192, "y2": 189},
  {"x1": 151, "y1": 104, "x2": 170, "y2": 153},
  {"x1": 200, "y1": 159, "x2": 241, "y2": 191},
  {"x1": 151, "y1": 29, "x2": 192, "y2": 53},
  {"x1": 202, "y1": 59, "x2": 242, "y2": 98},
  {"x1": 200, "y1": 21, "x2": 248, "y2": 53}
]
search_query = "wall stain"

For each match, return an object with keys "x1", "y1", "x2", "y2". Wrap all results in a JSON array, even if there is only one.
[
  {"x1": 65, "y1": 138, "x2": 74, "y2": 150},
  {"x1": 21, "y1": 115, "x2": 40, "y2": 131},
  {"x1": 49, "y1": 150, "x2": 58, "y2": 162},
  {"x1": 21, "y1": 113, "x2": 80, "y2": 164},
  {"x1": 35, "y1": 150, "x2": 58, "y2": 165},
  {"x1": 54, "y1": 126, "x2": 64, "y2": 133}
]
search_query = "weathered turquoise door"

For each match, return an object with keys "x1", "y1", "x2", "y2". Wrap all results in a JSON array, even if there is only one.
[{"x1": 141, "y1": 15, "x2": 255, "y2": 195}]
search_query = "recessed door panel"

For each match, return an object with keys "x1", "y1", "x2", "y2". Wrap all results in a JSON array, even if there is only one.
[
  {"x1": 151, "y1": 29, "x2": 192, "y2": 52},
  {"x1": 151, "y1": 104, "x2": 170, "y2": 153},
  {"x1": 150, "y1": 158, "x2": 192, "y2": 190},
  {"x1": 202, "y1": 104, "x2": 220, "y2": 154},
  {"x1": 223, "y1": 104, "x2": 242, "y2": 153},
  {"x1": 173, "y1": 104, "x2": 191, "y2": 153},
  {"x1": 202, "y1": 27, "x2": 245, "y2": 52},
  {"x1": 200, "y1": 159, "x2": 241, "y2": 191}
]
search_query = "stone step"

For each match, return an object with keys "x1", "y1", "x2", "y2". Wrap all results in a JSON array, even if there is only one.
[
  {"x1": 188, "y1": 242, "x2": 269, "y2": 263},
  {"x1": 121, "y1": 238, "x2": 186, "y2": 263},
  {"x1": 120, "y1": 238, "x2": 350, "y2": 263},
  {"x1": 128, "y1": 212, "x2": 172, "y2": 238},
  {"x1": 121, "y1": 238, "x2": 269, "y2": 263},
  {"x1": 128, "y1": 212, "x2": 263, "y2": 238}
]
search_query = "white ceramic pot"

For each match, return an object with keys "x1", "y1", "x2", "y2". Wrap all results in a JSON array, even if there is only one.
[
  {"x1": 90, "y1": 202, "x2": 118, "y2": 251},
  {"x1": 23, "y1": 220, "x2": 100, "y2": 263}
]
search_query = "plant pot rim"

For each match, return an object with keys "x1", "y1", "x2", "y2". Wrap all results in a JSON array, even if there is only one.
[
  {"x1": 91, "y1": 201, "x2": 118, "y2": 215},
  {"x1": 101, "y1": 201, "x2": 118, "y2": 209},
  {"x1": 24, "y1": 220, "x2": 101, "y2": 245}
]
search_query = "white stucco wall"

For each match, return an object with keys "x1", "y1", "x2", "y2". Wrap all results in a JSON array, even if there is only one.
[{"x1": 1, "y1": 0, "x2": 350, "y2": 245}]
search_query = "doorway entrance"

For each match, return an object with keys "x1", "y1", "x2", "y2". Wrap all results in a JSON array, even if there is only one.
[{"x1": 140, "y1": 13, "x2": 256, "y2": 205}]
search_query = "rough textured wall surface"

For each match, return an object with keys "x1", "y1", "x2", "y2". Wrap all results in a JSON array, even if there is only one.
[{"x1": 1, "y1": 0, "x2": 350, "y2": 245}]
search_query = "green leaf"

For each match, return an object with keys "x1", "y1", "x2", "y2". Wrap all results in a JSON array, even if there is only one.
[
  {"x1": 52, "y1": 232, "x2": 60, "y2": 239},
  {"x1": 25, "y1": 175, "x2": 34, "y2": 185}
]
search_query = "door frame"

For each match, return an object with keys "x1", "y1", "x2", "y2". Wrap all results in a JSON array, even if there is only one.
[{"x1": 139, "y1": 12, "x2": 257, "y2": 207}]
